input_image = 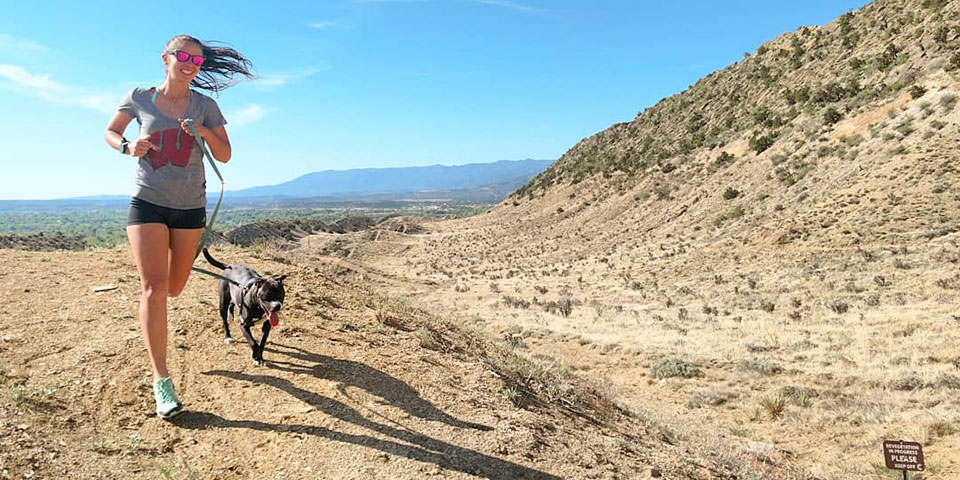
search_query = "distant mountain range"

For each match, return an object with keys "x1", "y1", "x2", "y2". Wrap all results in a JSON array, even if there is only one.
[
  {"x1": 230, "y1": 159, "x2": 553, "y2": 198},
  {"x1": 0, "y1": 159, "x2": 553, "y2": 211}
]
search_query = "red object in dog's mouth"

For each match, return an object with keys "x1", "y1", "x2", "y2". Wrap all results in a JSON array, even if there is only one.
[{"x1": 268, "y1": 311, "x2": 279, "y2": 327}]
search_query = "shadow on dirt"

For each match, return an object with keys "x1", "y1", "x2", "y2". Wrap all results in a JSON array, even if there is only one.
[
  {"x1": 267, "y1": 342, "x2": 492, "y2": 431},
  {"x1": 173, "y1": 364, "x2": 560, "y2": 480}
]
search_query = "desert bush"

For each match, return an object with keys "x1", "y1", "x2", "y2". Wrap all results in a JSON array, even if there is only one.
[
  {"x1": 650, "y1": 358, "x2": 703, "y2": 379},
  {"x1": 415, "y1": 327, "x2": 442, "y2": 351},
  {"x1": 936, "y1": 374, "x2": 960, "y2": 389},
  {"x1": 714, "y1": 151, "x2": 736, "y2": 168},
  {"x1": 723, "y1": 187, "x2": 741, "y2": 200},
  {"x1": 949, "y1": 51, "x2": 960, "y2": 71},
  {"x1": 542, "y1": 298, "x2": 574, "y2": 317},
  {"x1": 750, "y1": 133, "x2": 777, "y2": 154},
  {"x1": 909, "y1": 85, "x2": 927, "y2": 99},
  {"x1": 888, "y1": 145, "x2": 907, "y2": 156},
  {"x1": 828, "y1": 301, "x2": 850, "y2": 314},
  {"x1": 890, "y1": 373, "x2": 924, "y2": 391},
  {"x1": 778, "y1": 385, "x2": 816, "y2": 407},
  {"x1": 686, "y1": 388, "x2": 730, "y2": 409},
  {"x1": 759, "y1": 394, "x2": 787, "y2": 419},
  {"x1": 940, "y1": 93, "x2": 958, "y2": 112},
  {"x1": 841, "y1": 134, "x2": 864, "y2": 146},
  {"x1": 502, "y1": 295, "x2": 530, "y2": 309},
  {"x1": 934, "y1": 25, "x2": 950, "y2": 43},
  {"x1": 875, "y1": 43, "x2": 900, "y2": 71},
  {"x1": 737, "y1": 358, "x2": 784, "y2": 376},
  {"x1": 823, "y1": 107, "x2": 842, "y2": 125},
  {"x1": 894, "y1": 119, "x2": 915, "y2": 136}
]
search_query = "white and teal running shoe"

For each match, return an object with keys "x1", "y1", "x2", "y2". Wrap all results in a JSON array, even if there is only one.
[{"x1": 153, "y1": 377, "x2": 183, "y2": 419}]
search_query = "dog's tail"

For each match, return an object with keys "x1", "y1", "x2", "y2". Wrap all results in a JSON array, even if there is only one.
[{"x1": 202, "y1": 247, "x2": 228, "y2": 270}]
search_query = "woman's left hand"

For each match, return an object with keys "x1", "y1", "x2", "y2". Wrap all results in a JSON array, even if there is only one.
[{"x1": 178, "y1": 117, "x2": 211, "y2": 140}]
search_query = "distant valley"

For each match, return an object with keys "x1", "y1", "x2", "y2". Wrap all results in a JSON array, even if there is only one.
[{"x1": 0, "y1": 159, "x2": 553, "y2": 212}]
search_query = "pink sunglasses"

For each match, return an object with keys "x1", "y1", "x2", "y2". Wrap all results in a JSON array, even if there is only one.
[{"x1": 167, "y1": 50, "x2": 205, "y2": 66}]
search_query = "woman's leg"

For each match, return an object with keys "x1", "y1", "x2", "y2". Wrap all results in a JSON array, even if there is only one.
[
  {"x1": 127, "y1": 223, "x2": 171, "y2": 380},
  {"x1": 167, "y1": 228, "x2": 204, "y2": 298}
]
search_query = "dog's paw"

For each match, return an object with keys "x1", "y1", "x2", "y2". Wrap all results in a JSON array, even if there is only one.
[
  {"x1": 253, "y1": 358, "x2": 264, "y2": 366},
  {"x1": 224, "y1": 337, "x2": 234, "y2": 344}
]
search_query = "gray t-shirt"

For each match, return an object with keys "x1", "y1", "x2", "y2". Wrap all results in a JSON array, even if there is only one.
[{"x1": 117, "y1": 87, "x2": 227, "y2": 209}]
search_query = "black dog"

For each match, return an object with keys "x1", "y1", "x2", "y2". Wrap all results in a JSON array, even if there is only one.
[{"x1": 202, "y1": 248, "x2": 286, "y2": 365}]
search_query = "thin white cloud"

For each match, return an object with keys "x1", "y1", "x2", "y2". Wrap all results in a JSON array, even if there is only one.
[
  {"x1": 0, "y1": 64, "x2": 115, "y2": 112},
  {"x1": 310, "y1": 20, "x2": 337, "y2": 29},
  {"x1": 0, "y1": 33, "x2": 48, "y2": 53},
  {"x1": 254, "y1": 67, "x2": 320, "y2": 89},
  {"x1": 227, "y1": 104, "x2": 270, "y2": 126},
  {"x1": 0, "y1": 64, "x2": 63, "y2": 91}
]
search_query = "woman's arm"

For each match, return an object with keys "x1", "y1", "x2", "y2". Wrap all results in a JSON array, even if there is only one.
[
  {"x1": 179, "y1": 119, "x2": 231, "y2": 163},
  {"x1": 104, "y1": 111, "x2": 132, "y2": 151},
  {"x1": 105, "y1": 111, "x2": 156, "y2": 158}
]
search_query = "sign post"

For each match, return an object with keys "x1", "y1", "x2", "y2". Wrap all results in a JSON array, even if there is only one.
[{"x1": 882, "y1": 440, "x2": 924, "y2": 479}]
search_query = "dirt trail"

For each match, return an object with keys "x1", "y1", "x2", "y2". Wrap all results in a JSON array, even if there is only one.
[{"x1": 0, "y1": 246, "x2": 727, "y2": 480}]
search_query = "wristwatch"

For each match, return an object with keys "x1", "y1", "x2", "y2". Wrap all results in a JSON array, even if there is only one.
[{"x1": 119, "y1": 138, "x2": 130, "y2": 155}]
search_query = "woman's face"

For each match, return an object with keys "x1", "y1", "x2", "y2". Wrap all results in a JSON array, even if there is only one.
[{"x1": 163, "y1": 41, "x2": 203, "y2": 84}]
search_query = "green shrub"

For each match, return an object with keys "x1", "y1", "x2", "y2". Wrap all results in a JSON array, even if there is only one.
[
  {"x1": 823, "y1": 107, "x2": 842, "y2": 125},
  {"x1": 934, "y1": 25, "x2": 949, "y2": 43},
  {"x1": 714, "y1": 151, "x2": 736, "y2": 168},
  {"x1": 723, "y1": 187, "x2": 740, "y2": 200},
  {"x1": 737, "y1": 358, "x2": 783, "y2": 375},
  {"x1": 940, "y1": 93, "x2": 958, "y2": 112},
  {"x1": 909, "y1": 85, "x2": 927, "y2": 99},
  {"x1": 891, "y1": 373, "x2": 924, "y2": 391},
  {"x1": 750, "y1": 133, "x2": 777, "y2": 154},
  {"x1": 650, "y1": 358, "x2": 703, "y2": 379},
  {"x1": 949, "y1": 51, "x2": 960, "y2": 71}
]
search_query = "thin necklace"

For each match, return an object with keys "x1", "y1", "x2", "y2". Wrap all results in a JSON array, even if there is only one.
[{"x1": 159, "y1": 87, "x2": 189, "y2": 103}]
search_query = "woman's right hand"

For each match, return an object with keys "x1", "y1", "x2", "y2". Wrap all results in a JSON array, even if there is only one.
[{"x1": 129, "y1": 137, "x2": 158, "y2": 157}]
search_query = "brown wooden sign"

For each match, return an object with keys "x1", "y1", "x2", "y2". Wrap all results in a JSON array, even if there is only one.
[{"x1": 882, "y1": 440, "x2": 924, "y2": 472}]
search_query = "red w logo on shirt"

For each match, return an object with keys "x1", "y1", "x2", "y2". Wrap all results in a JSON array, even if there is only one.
[{"x1": 147, "y1": 128, "x2": 195, "y2": 169}]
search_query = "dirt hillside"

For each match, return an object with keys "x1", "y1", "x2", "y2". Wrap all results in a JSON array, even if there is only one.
[
  {"x1": 313, "y1": 1, "x2": 960, "y2": 478},
  {"x1": 0, "y1": 245, "x2": 747, "y2": 480}
]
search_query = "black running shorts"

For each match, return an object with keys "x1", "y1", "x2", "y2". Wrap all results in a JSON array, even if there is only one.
[{"x1": 127, "y1": 197, "x2": 206, "y2": 229}]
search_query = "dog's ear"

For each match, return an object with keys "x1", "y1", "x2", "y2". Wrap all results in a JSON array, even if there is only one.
[{"x1": 275, "y1": 274, "x2": 288, "y2": 283}]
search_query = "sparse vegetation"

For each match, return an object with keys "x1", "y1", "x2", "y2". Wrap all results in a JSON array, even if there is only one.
[
  {"x1": 822, "y1": 107, "x2": 842, "y2": 125},
  {"x1": 650, "y1": 358, "x2": 703, "y2": 379}
]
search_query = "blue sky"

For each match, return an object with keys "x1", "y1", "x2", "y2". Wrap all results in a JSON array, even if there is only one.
[{"x1": 0, "y1": 0, "x2": 871, "y2": 200}]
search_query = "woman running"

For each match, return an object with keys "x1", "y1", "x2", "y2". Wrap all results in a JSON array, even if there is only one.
[{"x1": 104, "y1": 34, "x2": 253, "y2": 419}]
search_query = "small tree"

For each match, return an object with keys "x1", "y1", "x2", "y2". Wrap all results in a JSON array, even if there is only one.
[
  {"x1": 823, "y1": 107, "x2": 842, "y2": 125},
  {"x1": 910, "y1": 85, "x2": 927, "y2": 99},
  {"x1": 750, "y1": 133, "x2": 776, "y2": 154}
]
